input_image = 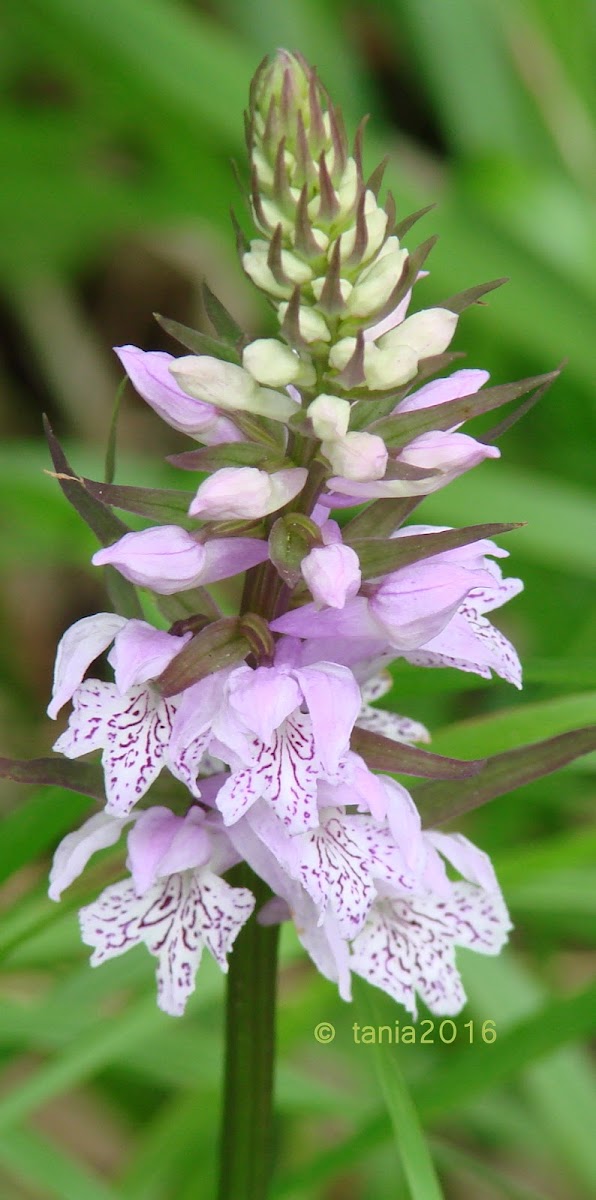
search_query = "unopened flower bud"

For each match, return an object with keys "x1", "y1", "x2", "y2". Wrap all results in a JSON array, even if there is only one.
[
  {"x1": 338, "y1": 194, "x2": 388, "y2": 264},
  {"x1": 189, "y1": 466, "x2": 308, "y2": 521},
  {"x1": 307, "y1": 394, "x2": 350, "y2": 440},
  {"x1": 243, "y1": 339, "x2": 315, "y2": 388},
  {"x1": 243, "y1": 241, "x2": 313, "y2": 300},
  {"x1": 301, "y1": 543, "x2": 362, "y2": 609},
  {"x1": 277, "y1": 303, "x2": 331, "y2": 343},
  {"x1": 322, "y1": 431, "x2": 388, "y2": 481},
  {"x1": 379, "y1": 307, "x2": 458, "y2": 357},
  {"x1": 171, "y1": 356, "x2": 296, "y2": 422},
  {"x1": 347, "y1": 242, "x2": 408, "y2": 319}
]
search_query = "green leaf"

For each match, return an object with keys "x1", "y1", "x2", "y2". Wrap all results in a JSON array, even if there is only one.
[
  {"x1": 371, "y1": 369, "x2": 560, "y2": 449},
  {"x1": 201, "y1": 282, "x2": 244, "y2": 344},
  {"x1": 154, "y1": 312, "x2": 241, "y2": 364},
  {"x1": 104, "y1": 375, "x2": 127, "y2": 485},
  {"x1": 43, "y1": 416, "x2": 129, "y2": 545},
  {"x1": 416, "y1": 979, "x2": 596, "y2": 1122},
  {"x1": 341, "y1": 495, "x2": 422, "y2": 539},
  {"x1": 168, "y1": 442, "x2": 287, "y2": 472},
  {"x1": 431, "y1": 1138, "x2": 553, "y2": 1200},
  {"x1": 429, "y1": 691, "x2": 596, "y2": 759},
  {"x1": 438, "y1": 276, "x2": 508, "y2": 314},
  {"x1": 81, "y1": 477, "x2": 196, "y2": 525},
  {"x1": 0, "y1": 757, "x2": 105, "y2": 805},
  {"x1": 350, "y1": 521, "x2": 522, "y2": 580},
  {"x1": 354, "y1": 978, "x2": 444, "y2": 1200},
  {"x1": 350, "y1": 727, "x2": 485, "y2": 780},
  {"x1": 43, "y1": 418, "x2": 143, "y2": 617},
  {"x1": 413, "y1": 725, "x2": 596, "y2": 827}
]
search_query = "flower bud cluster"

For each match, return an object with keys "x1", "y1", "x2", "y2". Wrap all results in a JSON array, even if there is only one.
[{"x1": 243, "y1": 50, "x2": 450, "y2": 394}]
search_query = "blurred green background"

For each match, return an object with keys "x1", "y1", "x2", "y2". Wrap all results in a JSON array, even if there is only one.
[{"x1": 1, "y1": 1, "x2": 595, "y2": 1197}]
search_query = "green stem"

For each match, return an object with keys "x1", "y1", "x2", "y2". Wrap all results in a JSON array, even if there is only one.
[{"x1": 217, "y1": 866, "x2": 280, "y2": 1200}]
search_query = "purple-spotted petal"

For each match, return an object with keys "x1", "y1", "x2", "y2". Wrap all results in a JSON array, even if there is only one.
[
  {"x1": 102, "y1": 687, "x2": 178, "y2": 816},
  {"x1": 358, "y1": 674, "x2": 431, "y2": 745},
  {"x1": 405, "y1": 601, "x2": 522, "y2": 688},
  {"x1": 226, "y1": 810, "x2": 352, "y2": 1000},
  {"x1": 215, "y1": 712, "x2": 320, "y2": 832},
  {"x1": 295, "y1": 811, "x2": 376, "y2": 938},
  {"x1": 53, "y1": 679, "x2": 118, "y2": 759},
  {"x1": 55, "y1": 681, "x2": 178, "y2": 817},
  {"x1": 350, "y1": 896, "x2": 464, "y2": 1018},
  {"x1": 445, "y1": 882, "x2": 512, "y2": 954},
  {"x1": 80, "y1": 868, "x2": 254, "y2": 1016}
]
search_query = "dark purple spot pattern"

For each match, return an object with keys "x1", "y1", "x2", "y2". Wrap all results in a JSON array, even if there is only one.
[
  {"x1": 350, "y1": 883, "x2": 511, "y2": 1018},
  {"x1": 80, "y1": 868, "x2": 255, "y2": 1016},
  {"x1": 215, "y1": 712, "x2": 320, "y2": 833}
]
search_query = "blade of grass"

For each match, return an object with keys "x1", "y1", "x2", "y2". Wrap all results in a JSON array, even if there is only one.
[{"x1": 354, "y1": 978, "x2": 444, "y2": 1200}]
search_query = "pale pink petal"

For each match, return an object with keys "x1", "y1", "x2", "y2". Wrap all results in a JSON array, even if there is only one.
[
  {"x1": 271, "y1": 596, "x2": 384, "y2": 641},
  {"x1": 200, "y1": 536, "x2": 270, "y2": 581},
  {"x1": 48, "y1": 613, "x2": 127, "y2": 719},
  {"x1": 395, "y1": 368, "x2": 490, "y2": 417},
  {"x1": 296, "y1": 662, "x2": 361, "y2": 776},
  {"x1": 377, "y1": 777, "x2": 425, "y2": 872},
  {"x1": 369, "y1": 562, "x2": 488, "y2": 651},
  {"x1": 167, "y1": 670, "x2": 232, "y2": 798},
  {"x1": 108, "y1": 620, "x2": 190, "y2": 693},
  {"x1": 398, "y1": 430, "x2": 500, "y2": 481},
  {"x1": 115, "y1": 346, "x2": 243, "y2": 443},
  {"x1": 257, "y1": 896, "x2": 292, "y2": 925},
  {"x1": 189, "y1": 466, "x2": 307, "y2": 520},
  {"x1": 426, "y1": 832, "x2": 499, "y2": 892},
  {"x1": 49, "y1": 811, "x2": 129, "y2": 901},
  {"x1": 126, "y1": 806, "x2": 183, "y2": 895},
  {"x1": 301, "y1": 543, "x2": 362, "y2": 609},
  {"x1": 155, "y1": 808, "x2": 213, "y2": 879},
  {"x1": 227, "y1": 666, "x2": 302, "y2": 744}
]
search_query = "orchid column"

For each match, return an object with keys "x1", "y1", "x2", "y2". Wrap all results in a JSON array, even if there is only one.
[{"x1": 7, "y1": 46, "x2": 581, "y2": 1200}]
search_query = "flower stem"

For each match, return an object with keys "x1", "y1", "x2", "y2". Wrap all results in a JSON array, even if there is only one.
[{"x1": 217, "y1": 865, "x2": 279, "y2": 1200}]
